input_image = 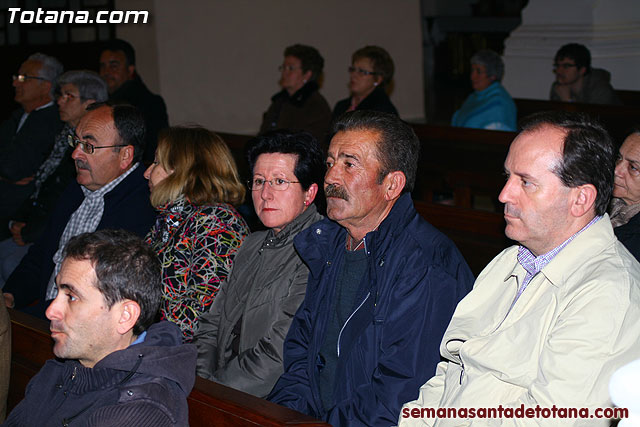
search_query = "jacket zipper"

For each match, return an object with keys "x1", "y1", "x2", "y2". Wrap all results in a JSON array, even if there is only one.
[{"x1": 336, "y1": 291, "x2": 371, "y2": 357}]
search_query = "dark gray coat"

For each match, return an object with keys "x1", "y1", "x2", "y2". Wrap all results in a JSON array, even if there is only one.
[{"x1": 195, "y1": 205, "x2": 323, "y2": 397}]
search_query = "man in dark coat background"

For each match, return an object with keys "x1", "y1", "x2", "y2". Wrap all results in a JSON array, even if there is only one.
[{"x1": 99, "y1": 39, "x2": 168, "y2": 164}]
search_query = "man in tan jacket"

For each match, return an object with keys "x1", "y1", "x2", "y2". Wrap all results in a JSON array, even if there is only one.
[{"x1": 399, "y1": 112, "x2": 640, "y2": 426}]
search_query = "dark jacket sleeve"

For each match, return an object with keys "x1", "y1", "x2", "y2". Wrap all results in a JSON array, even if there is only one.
[
  {"x1": 267, "y1": 294, "x2": 319, "y2": 417},
  {"x1": 0, "y1": 106, "x2": 63, "y2": 181},
  {"x1": 2, "y1": 181, "x2": 79, "y2": 308},
  {"x1": 15, "y1": 151, "x2": 76, "y2": 244},
  {"x1": 85, "y1": 403, "x2": 174, "y2": 427}
]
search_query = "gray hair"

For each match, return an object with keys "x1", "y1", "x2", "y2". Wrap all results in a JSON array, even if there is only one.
[
  {"x1": 27, "y1": 53, "x2": 63, "y2": 98},
  {"x1": 470, "y1": 49, "x2": 504, "y2": 82},
  {"x1": 57, "y1": 70, "x2": 108, "y2": 103}
]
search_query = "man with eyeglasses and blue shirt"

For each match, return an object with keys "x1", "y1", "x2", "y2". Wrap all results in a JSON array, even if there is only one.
[
  {"x1": 3, "y1": 103, "x2": 156, "y2": 317},
  {"x1": 0, "y1": 53, "x2": 64, "y2": 219}
]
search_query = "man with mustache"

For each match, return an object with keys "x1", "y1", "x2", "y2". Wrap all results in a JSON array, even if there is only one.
[
  {"x1": 269, "y1": 111, "x2": 474, "y2": 425},
  {"x1": 399, "y1": 112, "x2": 640, "y2": 426},
  {"x1": 0, "y1": 53, "x2": 63, "y2": 219},
  {"x1": 3, "y1": 103, "x2": 156, "y2": 316},
  {"x1": 4, "y1": 229, "x2": 196, "y2": 426}
]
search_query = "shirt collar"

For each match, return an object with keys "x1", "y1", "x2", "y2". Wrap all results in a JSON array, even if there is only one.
[
  {"x1": 82, "y1": 163, "x2": 139, "y2": 197},
  {"x1": 517, "y1": 215, "x2": 602, "y2": 278}
]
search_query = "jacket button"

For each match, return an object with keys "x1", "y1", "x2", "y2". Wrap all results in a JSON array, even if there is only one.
[
  {"x1": 127, "y1": 390, "x2": 134, "y2": 396},
  {"x1": 315, "y1": 228, "x2": 321, "y2": 234},
  {"x1": 56, "y1": 384, "x2": 62, "y2": 389},
  {"x1": 327, "y1": 261, "x2": 331, "y2": 266}
]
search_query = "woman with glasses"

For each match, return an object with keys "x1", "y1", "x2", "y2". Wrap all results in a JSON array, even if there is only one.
[
  {"x1": 144, "y1": 126, "x2": 249, "y2": 342},
  {"x1": 332, "y1": 45, "x2": 398, "y2": 120},
  {"x1": 195, "y1": 130, "x2": 324, "y2": 398},
  {"x1": 451, "y1": 49, "x2": 516, "y2": 131},
  {"x1": 259, "y1": 44, "x2": 331, "y2": 142}
]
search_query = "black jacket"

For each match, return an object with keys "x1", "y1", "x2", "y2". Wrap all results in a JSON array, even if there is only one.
[
  {"x1": 3, "y1": 321, "x2": 196, "y2": 426},
  {"x1": 260, "y1": 81, "x2": 331, "y2": 142},
  {"x1": 615, "y1": 211, "x2": 640, "y2": 261},
  {"x1": 0, "y1": 104, "x2": 63, "y2": 181},
  {"x1": 4, "y1": 165, "x2": 157, "y2": 308},
  {"x1": 110, "y1": 75, "x2": 169, "y2": 164},
  {"x1": 332, "y1": 86, "x2": 398, "y2": 121}
]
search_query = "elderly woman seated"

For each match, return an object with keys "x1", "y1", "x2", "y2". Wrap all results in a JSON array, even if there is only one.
[
  {"x1": 333, "y1": 45, "x2": 398, "y2": 119},
  {"x1": 451, "y1": 49, "x2": 516, "y2": 131},
  {"x1": 610, "y1": 127, "x2": 640, "y2": 261},
  {"x1": 144, "y1": 126, "x2": 249, "y2": 342},
  {"x1": 194, "y1": 130, "x2": 324, "y2": 398},
  {"x1": 260, "y1": 44, "x2": 331, "y2": 142}
]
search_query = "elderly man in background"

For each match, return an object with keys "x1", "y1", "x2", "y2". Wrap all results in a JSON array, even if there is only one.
[
  {"x1": 0, "y1": 53, "x2": 63, "y2": 218},
  {"x1": 399, "y1": 112, "x2": 640, "y2": 426},
  {"x1": 0, "y1": 70, "x2": 108, "y2": 289},
  {"x1": 610, "y1": 127, "x2": 640, "y2": 261},
  {"x1": 268, "y1": 111, "x2": 473, "y2": 425},
  {"x1": 4, "y1": 229, "x2": 196, "y2": 426},
  {"x1": 99, "y1": 39, "x2": 168, "y2": 163},
  {"x1": 3, "y1": 103, "x2": 156, "y2": 315}
]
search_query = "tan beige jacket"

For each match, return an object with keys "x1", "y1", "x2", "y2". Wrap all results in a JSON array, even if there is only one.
[{"x1": 399, "y1": 215, "x2": 640, "y2": 426}]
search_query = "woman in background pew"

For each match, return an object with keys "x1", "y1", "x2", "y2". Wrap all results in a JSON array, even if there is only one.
[
  {"x1": 195, "y1": 129, "x2": 324, "y2": 398},
  {"x1": 144, "y1": 126, "x2": 249, "y2": 342},
  {"x1": 451, "y1": 49, "x2": 517, "y2": 132},
  {"x1": 333, "y1": 45, "x2": 398, "y2": 119}
]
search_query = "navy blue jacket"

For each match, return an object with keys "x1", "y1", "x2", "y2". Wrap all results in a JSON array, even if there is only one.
[
  {"x1": 4, "y1": 164, "x2": 156, "y2": 308},
  {"x1": 268, "y1": 193, "x2": 474, "y2": 426}
]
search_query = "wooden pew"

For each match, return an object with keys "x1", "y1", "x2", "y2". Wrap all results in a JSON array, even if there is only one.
[
  {"x1": 616, "y1": 90, "x2": 640, "y2": 107},
  {"x1": 410, "y1": 124, "x2": 514, "y2": 211},
  {"x1": 7, "y1": 309, "x2": 329, "y2": 427},
  {"x1": 414, "y1": 201, "x2": 511, "y2": 275},
  {"x1": 514, "y1": 98, "x2": 640, "y2": 142}
]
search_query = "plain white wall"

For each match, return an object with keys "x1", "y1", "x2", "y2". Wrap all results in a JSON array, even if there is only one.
[{"x1": 117, "y1": 0, "x2": 425, "y2": 134}]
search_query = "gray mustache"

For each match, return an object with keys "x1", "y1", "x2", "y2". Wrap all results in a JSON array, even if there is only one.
[
  {"x1": 75, "y1": 159, "x2": 91, "y2": 171},
  {"x1": 325, "y1": 184, "x2": 348, "y2": 201}
]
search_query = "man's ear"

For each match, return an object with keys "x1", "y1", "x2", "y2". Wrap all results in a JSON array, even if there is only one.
[
  {"x1": 116, "y1": 300, "x2": 140, "y2": 335},
  {"x1": 382, "y1": 171, "x2": 406, "y2": 202},
  {"x1": 127, "y1": 65, "x2": 136, "y2": 80},
  {"x1": 570, "y1": 183, "x2": 597, "y2": 217},
  {"x1": 119, "y1": 145, "x2": 135, "y2": 169},
  {"x1": 578, "y1": 66, "x2": 587, "y2": 77}
]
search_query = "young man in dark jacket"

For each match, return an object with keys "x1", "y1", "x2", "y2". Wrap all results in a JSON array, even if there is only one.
[
  {"x1": 268, "y1": 111, "x2": 474, "y2": 426},
  {"x1": 3, "y1": 229, "x2": 196, "y2": 426}
]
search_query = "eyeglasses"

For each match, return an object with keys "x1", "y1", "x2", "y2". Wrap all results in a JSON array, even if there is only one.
[
  {"x1": 247, "y1": 177, "x2": 300, "y2": 191},
  {"x1": 12, "y1": 74, "x2": 48, "y2": 83},
  {"x1": 278, "y1": 65, "x2": 302, "y2": 72},
  {"x1": 348, "y1": 66, "x2": 379, "y2": 76},
  {"x1": 553, "y1": 63, "x2": 577, "y2": 70},
  {"x1": 57, "y1": 92, "x2": 80, "y2": 102},
  {"x1": 67, "y1": 134, "x2": 128, "y2": 155}
]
